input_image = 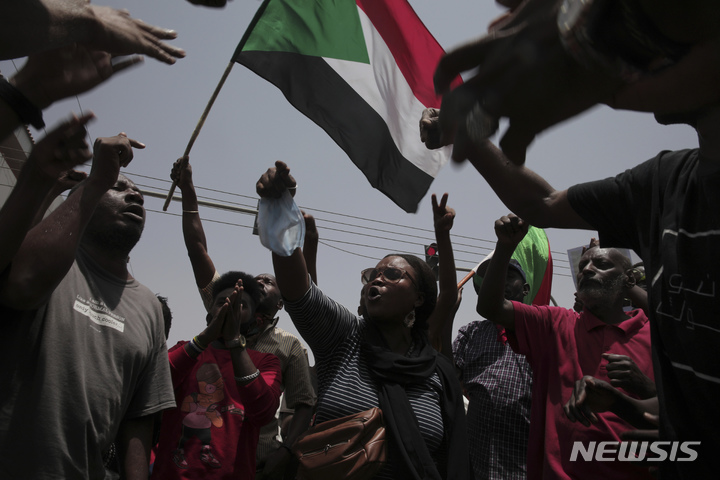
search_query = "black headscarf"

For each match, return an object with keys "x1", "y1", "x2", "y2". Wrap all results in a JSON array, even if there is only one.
[{"x1": 362, "y1": 321, "x2": 471, "y2": 480}]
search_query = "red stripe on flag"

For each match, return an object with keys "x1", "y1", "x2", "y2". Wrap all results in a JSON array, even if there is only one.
[
  {"x1": 533, "y1": 249, "x2": 554, "y2": 306},
  {"x1": 356, "y1": 0, "x2": 460, "y2": 108}
]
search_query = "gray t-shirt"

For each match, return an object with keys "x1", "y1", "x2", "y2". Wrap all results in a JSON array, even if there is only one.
[{"x1": 0, "y1": 249, "x2": 175, "y2": 479}]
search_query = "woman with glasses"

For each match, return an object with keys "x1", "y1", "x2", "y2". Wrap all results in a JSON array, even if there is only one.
[{"x1": 256, "y1": 162, "x2": 471, "y2": 480}]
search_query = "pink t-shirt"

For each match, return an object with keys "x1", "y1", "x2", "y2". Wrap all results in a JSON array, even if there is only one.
[
  {"x1": 152, "y1": 344, "x2": 282, "y2": 480},
  {"x1": 509, "y1": 302, "x2": 654, "y2": 480}
]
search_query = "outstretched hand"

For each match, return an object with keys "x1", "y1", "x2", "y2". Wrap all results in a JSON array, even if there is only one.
[
  {"x1": 432, "y1": 193, "x2": 455, "y2": 232},
  {"x1": 564, "y1": 376, "x2": 619, "y2": 427},
  {"x1": 433, "y1": 0, "x2": 620, "y2": 165},
  {"x1": 87, "y1": 5, "x2": 185, "y2": 65},
  {"x1": 11, "y1": 45, "x2": 143, "y2": 109},
  {"x1": 26, "y1": 113, "x2": 95, "y2": 181},
  {"x1": 256, "y1": 160, "x2": 297, "y2": 199},
  {"x1": 494, "y1": 213, "x2": 528, "y2": 247}
]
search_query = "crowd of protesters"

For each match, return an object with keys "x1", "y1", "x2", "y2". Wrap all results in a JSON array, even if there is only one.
[{"x1": 1, "y1": 0, "x2": 718, "y2": 479}]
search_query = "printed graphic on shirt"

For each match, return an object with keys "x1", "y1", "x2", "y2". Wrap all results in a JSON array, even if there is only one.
[
  {"x1": 657, "y1": 229, "x2": 719, "y2": 333},
  {"x1": 73, "y1": 294, "x2": 126, "y2": 332},
  {"x1": 656, "y1": 228, "x2": 720, "y2": 384},
  {"x1": 172, "y1": 363, "x2": 245, "y2": 470}
]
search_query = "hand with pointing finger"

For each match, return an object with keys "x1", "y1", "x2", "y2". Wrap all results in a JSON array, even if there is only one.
[{"x1": 89, "y1": 133, "x2": 145, "y2": 193}]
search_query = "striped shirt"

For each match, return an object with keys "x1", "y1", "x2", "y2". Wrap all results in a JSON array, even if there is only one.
[
  {"x1": 249, "y1": 319, "x2": 316, "y2": 463},
  {"x1": 285, "y1": 281, "x2": 446, "y2": 479},
  {"x1": 454, "y1": 320, "x2": 532, "y2": 480}
]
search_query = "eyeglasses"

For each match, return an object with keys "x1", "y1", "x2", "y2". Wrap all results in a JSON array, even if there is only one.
[{"x1": 361, "y1": 267, "x2": 416, "y2": 286}]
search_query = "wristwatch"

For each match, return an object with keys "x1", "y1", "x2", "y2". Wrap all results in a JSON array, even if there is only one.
[
  {"x1": 225, "y1": 334, "x2": 247, "y2": 350},
  {"x1": 557, "y1": 0, "x2": 688, "y2": 81}
]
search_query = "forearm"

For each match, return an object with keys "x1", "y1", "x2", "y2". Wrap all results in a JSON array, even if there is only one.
[
  {"x1": 467, "y1": 141, "x2": 555, "y2": 221},
  {"x1": 1, "y1": 68, "x2": 48, "y2": 138},
  {"x1": 30, "y1": 182, "x2": 69, "y2": 228},
  {"x1": 229, "y1": 347, "x2": 260, "y2": 379},
  {"x1": 303, "y1": 235, "x2": 319, "y2": 285},
  {"x1": 0, "y1": 180, "x2": 105, "y2": 309},
  {"x1": 0, "y1": 0, "x2": 96, "y2": 60},
  {"x1": 428, "y1": 229, "x2": 458, "y2": 356},
  {"x1": 477, "y1": 242, "x2": 515, "y2": 328},
  {"x1": 272, "y1": 248, "x2": 310, "y2": 302},
  {"x1": 168, "y1": 344, "x2": 201, "y2": 385},
  {"x1": 182, "y1": 216, "x2": 216, "y2": 289},
  {"x1": 283, "y1": 403, "x2": 314, "y2": 447},
  {"x1": 0, "y1": 162, "x2": 56, "y2": 275},
  {"x1": 237, "y1": 360, "x2": 282, "y2": 426},
  {"x1": 175, "y1": 180, "x2": 216, "y2": 289},
  {"x1": 438, "y1": 314, "x2": 456, "y2": 362},
  {"x1": 627, "y1": 285, "x2": 649, "y2": 315},
  {"x1": 610, "y1": 394, "x2": 659, "y2": 429},
  {"x1": 435, "y1": 229, "x2": 457, "y2": 308},
  {"x1": 466, "y1": 141, "x2": 589, "y2": 229},
  {"x1": 116, "y1": 414, "x2": 155, "y2": 480}
]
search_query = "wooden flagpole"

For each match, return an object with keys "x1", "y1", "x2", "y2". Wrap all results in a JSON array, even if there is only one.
[
  {"x1": 162, "y1": 60, "x2": 236, "y2": 211},
  {"x1": 457, "y1": 261, "x2": 483, "y2": 289}
]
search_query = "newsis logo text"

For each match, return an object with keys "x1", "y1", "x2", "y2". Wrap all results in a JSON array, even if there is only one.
[{"x1": 570, "y1": 441, "x2": 700, "y2": 462}]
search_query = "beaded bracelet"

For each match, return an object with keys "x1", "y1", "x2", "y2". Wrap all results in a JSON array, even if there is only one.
[
  {"x1": 0, "y1": 77, "x2": 45, "y2": 129},
  {"x1": 188, "y1": 338, "x2": 204, "y2": 355}
]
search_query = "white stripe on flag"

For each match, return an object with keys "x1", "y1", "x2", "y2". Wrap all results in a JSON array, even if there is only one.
[{"x1": 323, "y1": 9, "x2": 452, "y2": 178}]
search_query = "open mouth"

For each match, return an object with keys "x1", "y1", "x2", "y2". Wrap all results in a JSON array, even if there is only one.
[{"x1": 367, "y1": 286, "x2": 381, "y2": 301}]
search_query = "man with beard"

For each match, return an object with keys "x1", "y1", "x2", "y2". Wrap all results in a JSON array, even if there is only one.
[
  {"x1": 0, "y1": 126, "x2": 174, "y2": 479},
  {"x1": 422, "y1": 98, "x2": 720, "y2": 476},
  {"x1": 476, "y1": 214, "x2": 654, "y2": 480}
]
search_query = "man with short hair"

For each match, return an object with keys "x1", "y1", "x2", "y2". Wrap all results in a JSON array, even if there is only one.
[
  {"x1": 0, "y1": 128, "x2": 174, "y2": 479},
  {"x1": 477, "y1": 214, "x2": 654, "y2": 480},
  {"x1": 151, "y1": 271, "x2": 282, "y2": 480},
  {"x1": 453, "y1": 257, "x2": 532, "y2": 480},
  {"x1": 171, "y1": 158, "x2": 315, "y2": 479}
]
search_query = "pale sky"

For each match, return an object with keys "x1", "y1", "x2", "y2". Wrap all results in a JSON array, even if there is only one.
[{"x1": 0, "y1": 0, "x2": 698, "y2": 362}]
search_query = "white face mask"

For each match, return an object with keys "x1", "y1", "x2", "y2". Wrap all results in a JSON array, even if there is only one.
[{"x1": 258, "y1": 190, "x2": 306, "y2": 257}]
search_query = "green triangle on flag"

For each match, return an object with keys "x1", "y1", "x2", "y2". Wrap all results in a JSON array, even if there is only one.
[{"x1": 238, "y1": 0, "x2": 370, "y2": 64}]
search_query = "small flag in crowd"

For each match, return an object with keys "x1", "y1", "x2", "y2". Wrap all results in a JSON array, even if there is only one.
[
  {"x1": 233, "y1": 0, "x2": 457, "y2": 213},
  {"x1": 513, "y1": 226, "x2": 553, "y2": 306},
  {"x1": 474, "y1": 226, "x2": 554, "y2": 306}
]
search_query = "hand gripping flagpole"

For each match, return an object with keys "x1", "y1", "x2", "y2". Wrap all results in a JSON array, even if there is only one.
[{"x1": 162, "y1": 61, "x2": 236, "y2": 211}]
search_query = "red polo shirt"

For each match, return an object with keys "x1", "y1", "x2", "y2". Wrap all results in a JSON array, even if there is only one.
[{"x1": 508, "y1": 302, "x2": 654, "y2": 480}]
